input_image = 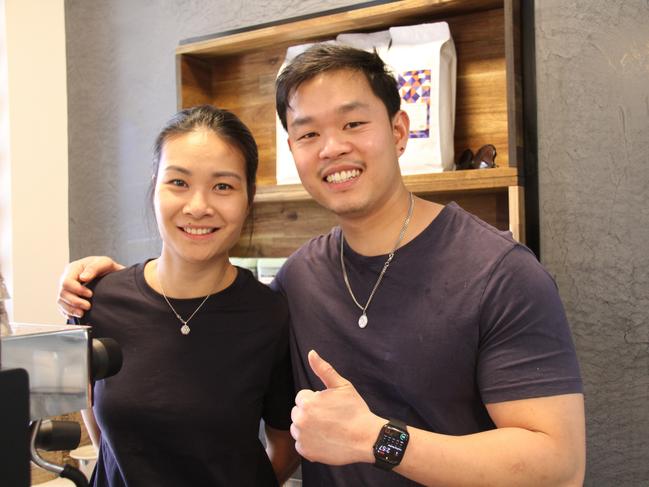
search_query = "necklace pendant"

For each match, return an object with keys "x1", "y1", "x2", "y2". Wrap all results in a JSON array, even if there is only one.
[
  {"x1": 358, "y1": 313, "x2": 368, "y2": 329},
  {"x1": 180, "y1": 324, "x2": 191, "y2": 335}
]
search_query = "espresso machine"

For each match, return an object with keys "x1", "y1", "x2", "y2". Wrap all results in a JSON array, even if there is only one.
[{"x1": 0, "y1": 273, "x2": 122, "y2": 486}]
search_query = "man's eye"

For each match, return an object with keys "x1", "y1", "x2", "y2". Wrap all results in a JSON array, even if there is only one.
[
  {"x1": 345, "y1": 121, "x2": 366, "y2": 129},
  {"x1": 297, "y1": 131, "x2": 318, "y2": 141}
]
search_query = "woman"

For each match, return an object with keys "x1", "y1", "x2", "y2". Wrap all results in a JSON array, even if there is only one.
[{"x1": 74, "y1": 105, "x2": 298, "y2": 486}]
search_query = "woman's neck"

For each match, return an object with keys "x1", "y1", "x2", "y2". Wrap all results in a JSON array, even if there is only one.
[{"x1": 144, "y1": 254, "x2": 235, "y2": 298}]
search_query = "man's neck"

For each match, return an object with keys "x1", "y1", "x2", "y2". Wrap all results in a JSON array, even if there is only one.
[
  {"x1": 339, "y1": 188, "x2": 414, "y2": 256},
  {"x1": 339, "y1": 192, "x2": 446, "y2": 257}
]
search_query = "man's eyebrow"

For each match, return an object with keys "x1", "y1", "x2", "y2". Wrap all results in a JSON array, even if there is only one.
[
  {"x1": 289, "y1": 115, "x2": 313, "y2": 129},
  {"x1": 289, "y1": 101, "x2": 370, "y2": 129},
  {"x1": 338, "y1": 101, "x2": 370, "y2": 114}
]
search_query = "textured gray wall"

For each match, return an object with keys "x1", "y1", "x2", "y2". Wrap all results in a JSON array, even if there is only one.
[
  {"x1": 536, "y1": 1, "x2": 649, "y2": 485},
  {"x1": 65, "y1": 0, "x2": 649, "y2": 484}
]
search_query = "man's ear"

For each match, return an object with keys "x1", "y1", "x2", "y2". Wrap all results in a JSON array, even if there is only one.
[{"x1": 392, "y1": 110, "x2": 410, "y2": 155}]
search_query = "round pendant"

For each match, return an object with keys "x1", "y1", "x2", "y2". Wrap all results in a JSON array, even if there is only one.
[
  {"x1": 180, "y1": 324, "x2": 191, "y2": 335},
  {"x1": 358, "y1": 314, "x2": 368, "y2": 329}
]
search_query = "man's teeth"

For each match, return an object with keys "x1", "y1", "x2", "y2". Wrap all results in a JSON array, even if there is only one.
[
  {"x1": 325, "y1": 169, "x2": 360, "y2": 183},
  {"x1": 184, "y1": 227, "x2": 213, "y2": 235}
]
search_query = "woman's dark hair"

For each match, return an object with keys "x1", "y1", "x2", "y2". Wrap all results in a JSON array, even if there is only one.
[
  {"x1": 275, "y1": 43, "x2": 401, "y2": 130},
  {"x1": 149, "y1": 105, "x2": 258, "y2": 206}
]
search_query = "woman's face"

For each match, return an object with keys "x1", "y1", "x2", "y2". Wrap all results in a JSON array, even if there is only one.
[{"x1": 154, "y1": 128, "x2": 249, "y2": 267}]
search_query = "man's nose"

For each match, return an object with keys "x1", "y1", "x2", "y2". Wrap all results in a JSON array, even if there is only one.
[{"x1": 318, "y1": 131, "x2": 352, "y2": 160}]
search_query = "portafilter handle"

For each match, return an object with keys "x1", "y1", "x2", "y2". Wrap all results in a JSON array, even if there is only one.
[
  {"x1": 29, "y1": 419, "x2": 89, "y2": 487},
  {"x1": 91, "y1": 337, "x2": 123, "y2": 381}
]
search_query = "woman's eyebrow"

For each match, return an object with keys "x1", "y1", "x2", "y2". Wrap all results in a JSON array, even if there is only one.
[{"x1": 163, "y1": 166, "x2": 242, "y2": 180}]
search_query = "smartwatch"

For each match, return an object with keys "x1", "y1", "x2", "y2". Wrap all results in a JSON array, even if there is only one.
[{"x1": 372, "y1": 418, "x2": 409, "y2": 470}]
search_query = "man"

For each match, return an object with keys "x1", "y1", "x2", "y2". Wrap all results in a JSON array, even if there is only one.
[{"x1": 59, "y1": 44, "x2": 585, "y2": 486}]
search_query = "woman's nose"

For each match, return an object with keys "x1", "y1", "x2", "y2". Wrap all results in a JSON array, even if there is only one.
[{"x1": 183, "y1": 190, "x2": 214, "y2": 217}]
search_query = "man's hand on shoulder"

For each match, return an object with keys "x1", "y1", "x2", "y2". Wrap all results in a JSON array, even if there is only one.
[{"x1": 57, "y1": 256, "x2": 124, "y2": 318}]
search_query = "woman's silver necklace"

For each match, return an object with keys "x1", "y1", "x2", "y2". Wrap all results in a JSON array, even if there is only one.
[
  {"x1": 340, "y1": 192, "x2": 415, "y2": 329},
  {"x1": 157, "y1": 267, "x2": 212, "y2": 336}
]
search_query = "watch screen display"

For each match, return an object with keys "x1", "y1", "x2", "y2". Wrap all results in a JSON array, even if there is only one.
[{"x1": 375, "y1": 425, "x2": 409, "y2": 464}]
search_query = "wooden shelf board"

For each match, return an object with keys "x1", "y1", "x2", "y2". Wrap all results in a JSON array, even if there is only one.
[
  {"x1": 254, "y1": 166, "x2": 519, "y2": 203},
  {"x1": 176, "y1": 0, "x2": 503, "y2": 57}
]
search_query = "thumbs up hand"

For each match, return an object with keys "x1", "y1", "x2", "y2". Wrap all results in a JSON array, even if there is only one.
[{"x1": 290, "y1": 350, "x2": 385, "y2": 465}]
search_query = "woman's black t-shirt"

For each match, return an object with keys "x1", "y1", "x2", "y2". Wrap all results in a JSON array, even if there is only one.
[{"x1": 82, "y1": 263, "x2": 294, "y2": 487}]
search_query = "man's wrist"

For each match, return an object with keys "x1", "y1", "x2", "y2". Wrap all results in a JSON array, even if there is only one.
[{"x1": 360, "y1": 415, "x2": 387, "y2": 463}]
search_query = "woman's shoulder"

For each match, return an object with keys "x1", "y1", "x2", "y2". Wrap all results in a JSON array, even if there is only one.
[
  {"x1": 232, "y1": 267, "x2": 288, "y2": 314},
  {"x1": 86, "y1": 261, "x2": 146, "y2": 296}
]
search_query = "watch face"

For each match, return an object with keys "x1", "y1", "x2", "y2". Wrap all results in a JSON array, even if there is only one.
[{"x1": 375, "y1": 424, "x2": 409, "y2": 465}]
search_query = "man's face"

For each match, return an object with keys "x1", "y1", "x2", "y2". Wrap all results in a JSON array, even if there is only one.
[{"x1": 285, "y1": 69, "x2": 409, "y2": 219}]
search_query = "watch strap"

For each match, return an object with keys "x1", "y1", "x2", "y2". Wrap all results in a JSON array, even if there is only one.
[{"x1": 387, "y1": 418, "x2": 407, "y2": 431}]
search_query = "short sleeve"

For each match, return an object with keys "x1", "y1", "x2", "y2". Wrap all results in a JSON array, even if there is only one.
[{"x1": 477, "y1": 245, "x2": 583, "y2": 404}]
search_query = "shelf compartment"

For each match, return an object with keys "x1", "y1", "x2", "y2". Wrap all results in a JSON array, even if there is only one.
[{"x1": 177, "y1": 0, "x2": 515, "y2": 181}]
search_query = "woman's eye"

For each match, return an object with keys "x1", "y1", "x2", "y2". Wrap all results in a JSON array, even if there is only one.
[
  {"x1": 214, "y1": 183, "x2": 233, "y2": 191},
  {"x1": 168, "y1": 179, "x2": 187, "y2": 187}
]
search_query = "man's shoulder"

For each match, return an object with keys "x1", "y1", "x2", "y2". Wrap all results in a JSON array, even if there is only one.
[
  {"x1": 273, "y1": 228, "x2": 339, "y2": 289},
  {"x1": 286, "y1": 227, "x2": 339, "y2": 265},
  {"x1": 443, "y1": 202, "x2": 517, "y2": 248},
  {"x1": 420, "y1": 203, "x2": 544, "y2": 285}
]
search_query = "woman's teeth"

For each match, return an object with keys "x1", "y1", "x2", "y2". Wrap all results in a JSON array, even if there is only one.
[
  {"x1": 183, "y1": 227, "x2": 214, "y2": 235},
  {"x1": 325, "y1": 169, "x2": 360, "y2": 183}
]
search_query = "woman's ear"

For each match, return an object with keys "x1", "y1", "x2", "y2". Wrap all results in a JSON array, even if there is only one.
[{"x1": 248, "y1": 184, "x2": 257, "y2": 212}]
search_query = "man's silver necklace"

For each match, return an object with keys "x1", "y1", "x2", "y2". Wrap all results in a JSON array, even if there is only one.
[
  {"x1": 340, "y1": 192, "x2": 415, "y2": 329},
  {"x1": 157, "y1": 267, "x2": 213, "y2": 336}
]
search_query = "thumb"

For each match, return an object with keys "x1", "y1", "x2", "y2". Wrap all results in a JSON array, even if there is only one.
[
  {"x1": 79, "y1": 257, "x2": 123, "y2": 282},
  {"x1": 308, "y1": 350, "x2": 350, "y2": 390}
]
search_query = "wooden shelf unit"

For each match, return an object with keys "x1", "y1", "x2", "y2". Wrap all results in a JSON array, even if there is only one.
[{"x1": 176, "y1": 0, "x2": 525, "y2": 256}]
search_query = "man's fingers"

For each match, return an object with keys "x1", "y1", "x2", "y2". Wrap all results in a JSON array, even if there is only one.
[
  {"x1": 295, "y1": 388, "x2": 316, "y2": 407},
  {"x1": 76, "y1": 256, "x2": 124, "y2": 282},
  {"x1": 289, "y1": 422, "x2": 300, "y2": 442},
  {"x1": 57, "y1": 284, "x2": 93, "y2": 320},
  {"x1": 58, "y1": 288, "x2": 92, "y2": 309},
  {"x1": 56, "y1": 296, "x2": 86, "y2": 319},
  {"x1": 61, "y1": 278, "x2": 93, "y2": 299},
  {"x1": 57, "y1": 256, "x2": 125, "y2": 321},
  {"x1": 61, "y1": 256, "x2": 124, "y2": 287},
  {"x1": 58, "y1": 304, "x2": 85, "y2": 319},
  {"x1": 308, "y1": 350, "x2": 350, "y2": 390}
]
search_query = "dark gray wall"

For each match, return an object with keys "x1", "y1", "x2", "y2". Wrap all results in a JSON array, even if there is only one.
[
  {"x1": 66, "y1": 0, "x2": 649, "y2": 484},
  {"x1": 535, "y1": 1, "x2": 649, "y2": 485}
]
